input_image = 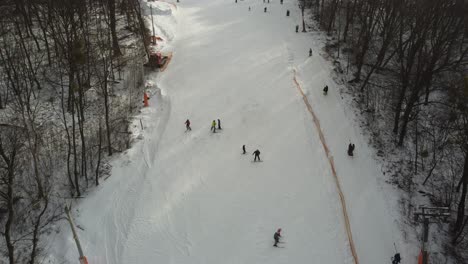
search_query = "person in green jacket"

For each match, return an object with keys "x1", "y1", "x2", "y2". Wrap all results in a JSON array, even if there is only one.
[{"x1": 211, "y1": 120, "x2": 217, "y2": 133}]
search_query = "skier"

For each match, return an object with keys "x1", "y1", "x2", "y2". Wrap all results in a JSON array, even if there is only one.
[
  {"x1": 323, "y1": 85, "x2": 328, "y2": 95},
  {"x1": 242, "y1": 145, "x2": 246, "y2": 154},
  {"x1": 253, "y1": 149, "x2": 261, "y2": 162},
  {"x1": 309, "y1": 48, "x2": 312, "y2": 57},
  {"x1": 347, "y1": 143, "x2": 355, "y2": 156},
  {"x1": 296, "y1": 25, "x2": 299, "y2": 33},
  {"x1": 211, "y1": 120, "x2": 217, "y2": 133},
  {"x1": 391, "y1": 253, "x2": 401, "y2": 264},
  {"x1": 185, "y1": 119, "x2": 191, "y2": 131},
  {"x1": 264, "y1": 7, "x2": 267, "y2": 12},
  {"x1": 218, "y1": 119, "x2": 222, "y2": 130},
  {"x1": 286, "y1": 10, "x2": 290, "y2": 16},
  {"x1": 273, "y1": 228, "x2": 282, "y2": 247},
  {"x1": 249, "y1": 6, "x2": 251, "y2": 11},
  {"x1": 280, "y1": 0, "x2": 283, "y2": 4}
]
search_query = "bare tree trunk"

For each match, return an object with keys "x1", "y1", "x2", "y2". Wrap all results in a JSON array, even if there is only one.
[
  {"x1": 0, "y1": 137, "x2": 17, "y2": 264},
  {"x1": 109, "y1": 0, "x2": 122, "y2": 56},
  {"x1": 71, "y1": 92, "x2": 81, "y2": 196},
  {"x1": 398, "y1": 87, "x2": 420, "y2": 145},
  {"x1": 28, "y1": 199, "x2": 49, "y2": 264},
  {"x1": 103, "y1": 63, "x2": 112, "y2": 156},
  {"x1": 342, "y1": 0, "x2": 357, "y2": 43},
  {"x1": 454, "y1": 152, "x2": 468, "y2": 233},
  {"x1": 96, "y1": 119, "x2": 103, "y2": 186},
  {"x1": 60, "y1": 75, "x2": 75, "y2": 195},
  {"x1": 326, "y1": 0, "x2": 339, "y2": 34}
]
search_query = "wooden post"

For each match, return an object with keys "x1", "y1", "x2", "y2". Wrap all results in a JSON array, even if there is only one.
[{"x1": 65, "y1": 204, "x2": 87, "y2": 263}]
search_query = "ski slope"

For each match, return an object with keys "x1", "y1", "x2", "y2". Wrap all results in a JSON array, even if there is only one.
[{"x1": 51, "y1": 0, "x2": 408, "y2": 263}]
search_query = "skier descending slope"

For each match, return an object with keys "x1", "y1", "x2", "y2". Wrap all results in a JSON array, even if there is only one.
[
  {"x1": 185, "y1": 119, "x2": 191, "y2": 131},
  {"x1": 347, "y1": 143, "x2": 355, "y2": 156},
  {"x1": 253, "y1": 149, "x2": 261, "y2": 162},
  {"x1": 392, "y1": 253, "x2": 401, "y2": 264},
  {"x1": 211, "y1": 120, "x2": 217, "y2": 133},
  {"x1": 273, "y1": 228, "x2": 282, "y2": 247},
  {"x1": 323, "y1": 85, "x2": 328, "y2": 95}
]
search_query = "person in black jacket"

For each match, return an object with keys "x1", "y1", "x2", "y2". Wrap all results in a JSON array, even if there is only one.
[
  {"x1": 185, "y1": 119, "x2": 191, "y2": 131},
  {"x1": 323, "y1": 85, "x2": 328, "y2": 95},
  {"x1": 273, "y1": 228, "x2": 282, "y2": 247},
  {"x1": 392, "y1": 253, "x2": 401, "y2": 264},
  {"x1": 253, "y1": 149, "x2": 261, "y2": 161},
  {"x1": 347, "y1": 143, "x2": 355, "y2": 156},
  {"x1": 242, "y1": 145, "x2": 246, "y2": 154}
]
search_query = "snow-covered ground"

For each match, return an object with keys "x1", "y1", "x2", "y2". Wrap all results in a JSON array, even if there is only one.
[{"x1": 48, "y1": 0, "x2": 413, "y2": 263}]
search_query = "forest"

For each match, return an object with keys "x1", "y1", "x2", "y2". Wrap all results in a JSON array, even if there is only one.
[
  {"x1": 0, "y1": 0, "x2": 150, "y2": 262},
  {"x1": 303, "y1": 0, "x2": 467, "y2": 260}
]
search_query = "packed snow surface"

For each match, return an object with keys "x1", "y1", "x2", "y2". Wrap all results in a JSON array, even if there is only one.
[{"x1": 51, "y1": 0, "x2": 407, "y2": 263}]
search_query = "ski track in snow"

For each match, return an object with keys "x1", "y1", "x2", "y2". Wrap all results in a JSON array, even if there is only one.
[{"x1": 49, "y1": 0, "x2": 408, "y2": 263}]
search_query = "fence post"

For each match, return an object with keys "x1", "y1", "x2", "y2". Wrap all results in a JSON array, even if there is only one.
[{"x1": 65, "y1": 204, "x2": 87, "y2": 263}]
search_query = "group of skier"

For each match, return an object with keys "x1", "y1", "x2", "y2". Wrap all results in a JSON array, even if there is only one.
[
  {"x1": 197, "y1": 1, "x2": 362, "y2": 252},
  {"x1": 185, "y1": 119, "x2": 222, "y2": 132},
  {"x1": 184, "y1": 120, "x2": 262, "y2": 162}
]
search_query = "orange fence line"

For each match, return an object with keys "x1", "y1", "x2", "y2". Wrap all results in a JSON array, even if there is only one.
[{"x1": 292, "y1": 69, "x2": 359, "y2": 264}]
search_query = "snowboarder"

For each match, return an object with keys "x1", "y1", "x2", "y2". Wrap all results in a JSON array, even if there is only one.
[
  {"x1": 253, "y1": 149, "x2": 261, "y2": 162},
  {"x1": 323, "y1": 85, "x2": 328, "y2": 95},
  {"x1": 391, "y1": 253, "x2": 401, "y2": 264},
  {"x1": 286, "y1": 10, "x2": 290, "y2": 16},
  {"x1": 218, "y1": 119, "x2": 222, "y2": 130},
  {"x1": 296, "y1": 25, "x2": 299, "y2": 33},
  {"x1": 309, "y1": 48, "x2": 312, "y2": 57},
  {"x1": 185, "y1": 119, "x2": 191, "y2": 131},
  {"x1": 211, "y1": 120, "x2": 217, "y2": 133},
  {"x1": 242, "y1": 145, "x2": 246, "y2": 154},
  {"x1": 264, "y1": 7, "x2": 267, "y2": 12},
  {"x1": 347, "y1": 143, "x2": 355, "y2": 156},
  {"x1": 273, "y1": 228, "x2": 282, "y2": 247}
]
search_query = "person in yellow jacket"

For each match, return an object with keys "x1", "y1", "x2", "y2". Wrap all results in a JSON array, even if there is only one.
[{"x1": 211, "y1": 120, "x2": 217, "y2": 133}]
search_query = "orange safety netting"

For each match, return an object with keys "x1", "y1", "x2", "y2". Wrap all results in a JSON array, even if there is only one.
[{"x1": 292, "y1": 69, "x2": 360, "y2": 264}]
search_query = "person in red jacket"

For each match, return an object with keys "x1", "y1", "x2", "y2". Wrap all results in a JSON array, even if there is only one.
[{"x1": 185, "y1": 119, "x2": 191, "y2": 131}]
